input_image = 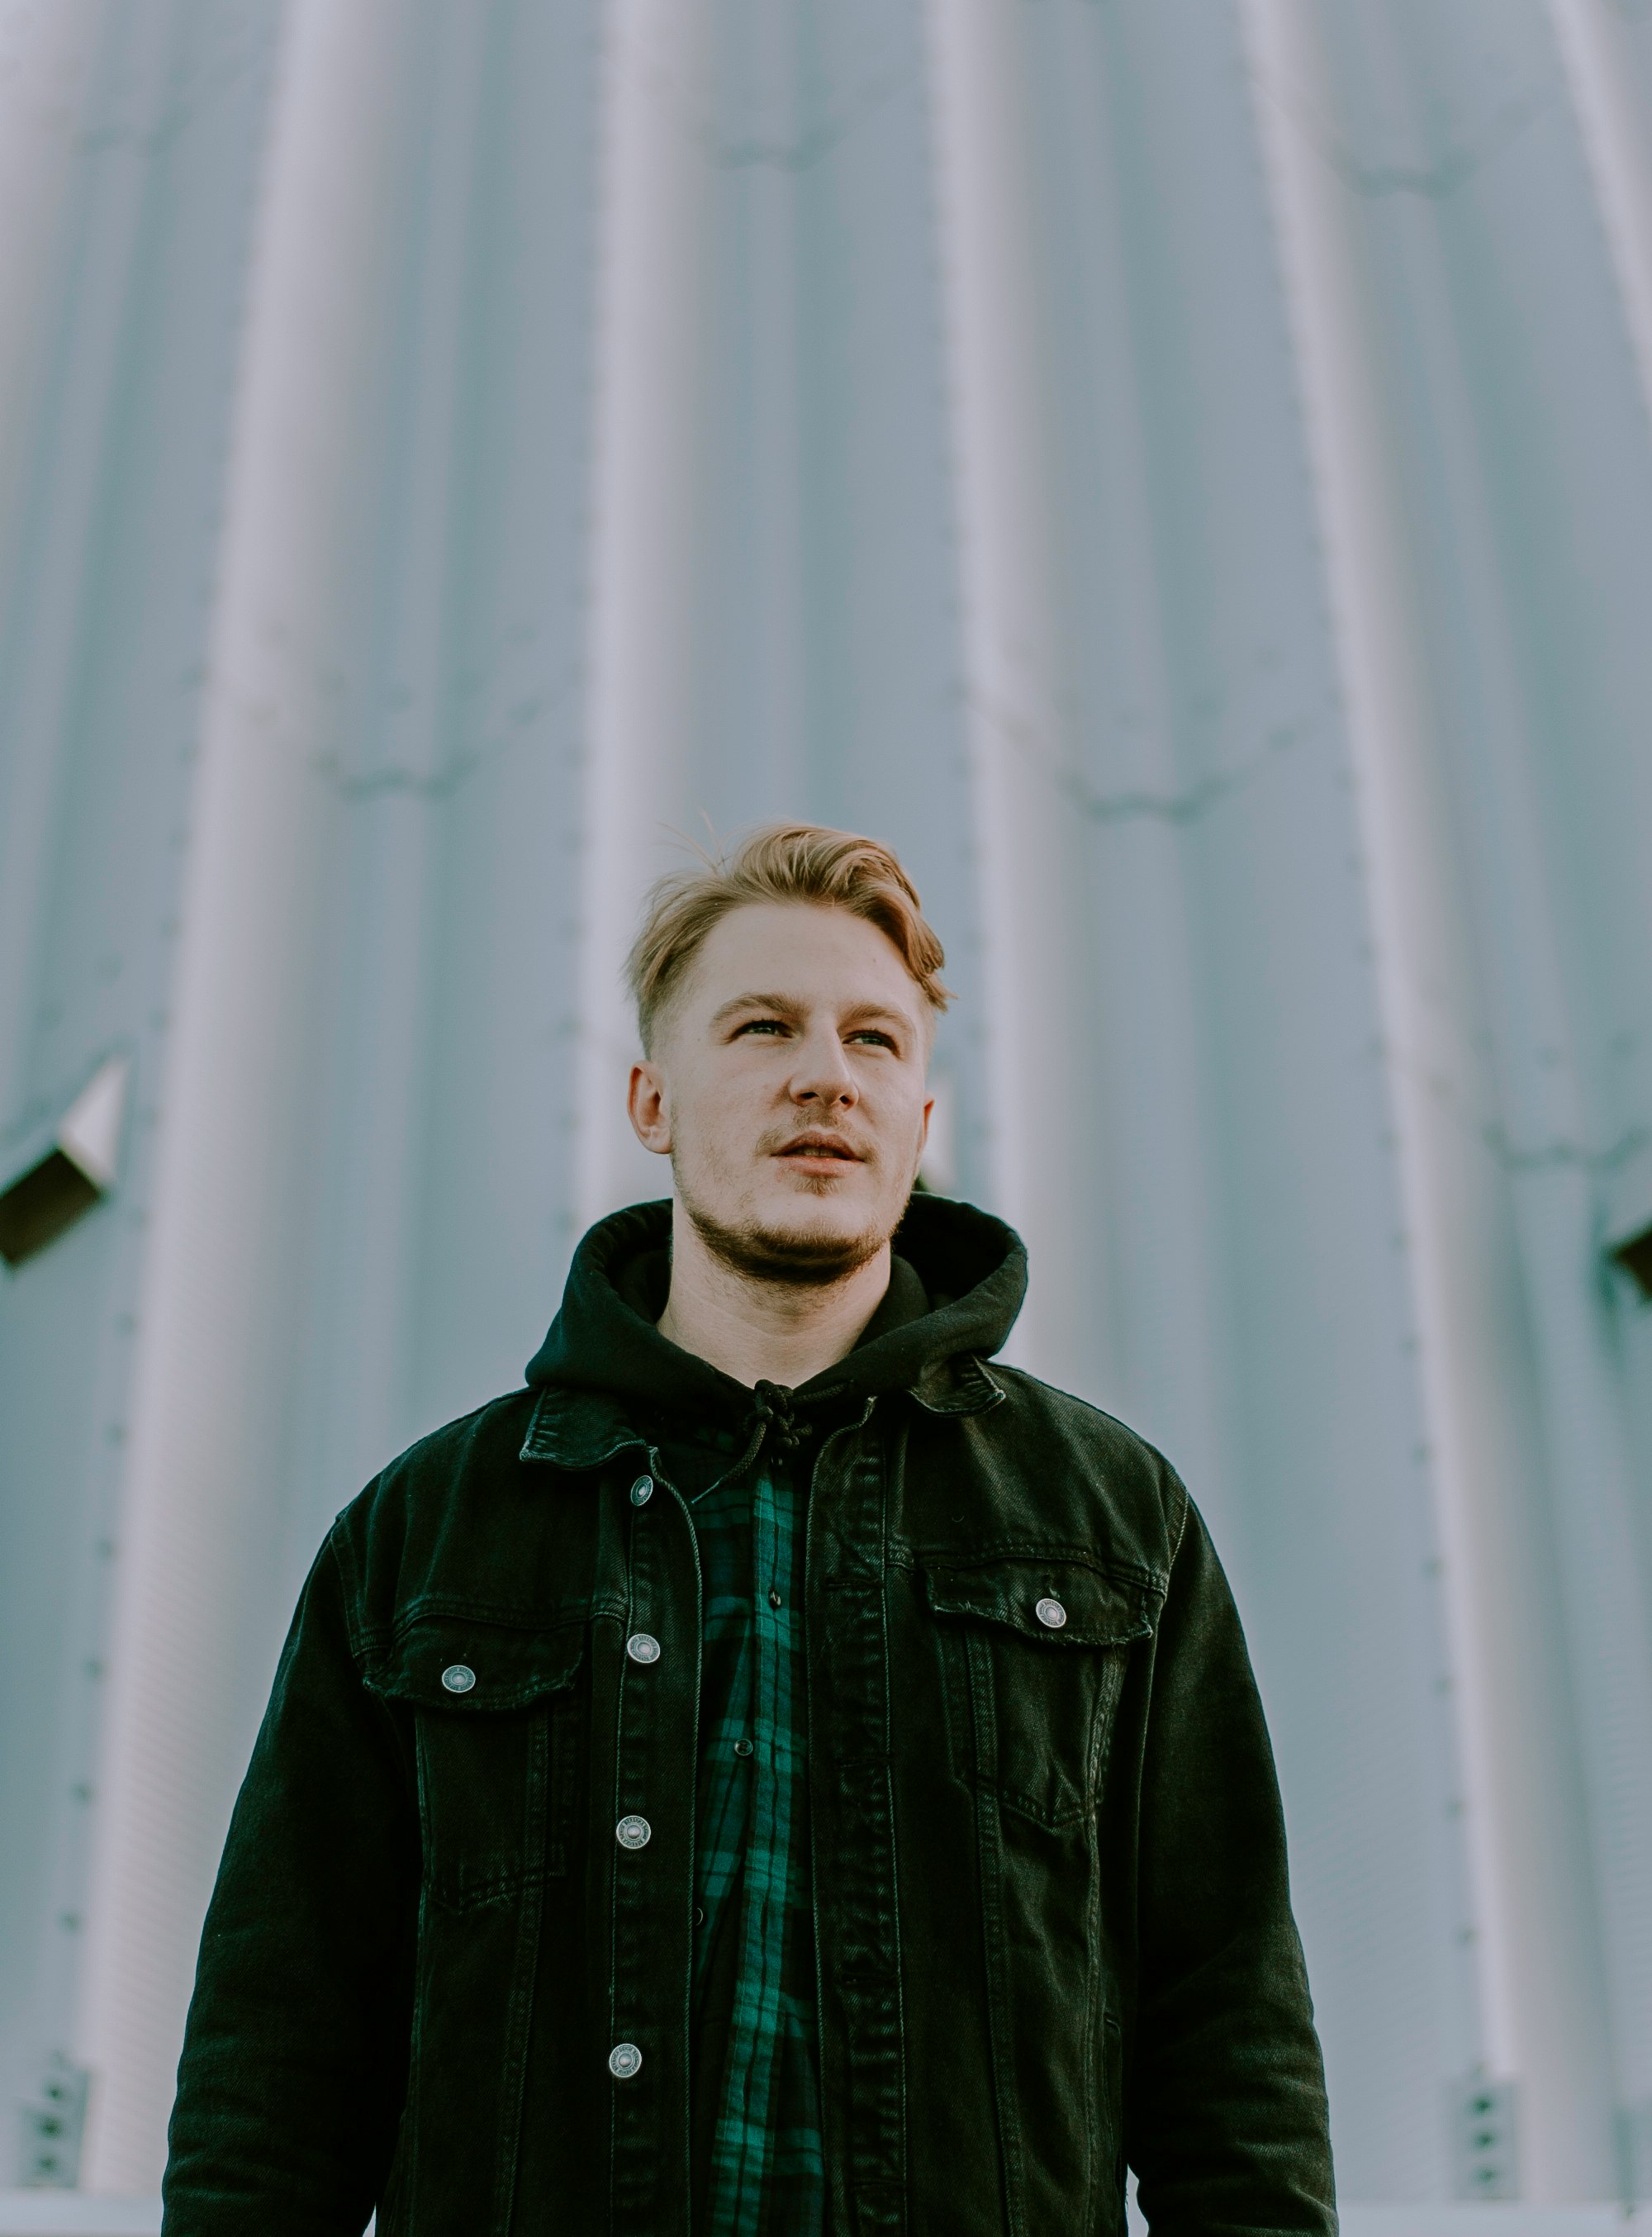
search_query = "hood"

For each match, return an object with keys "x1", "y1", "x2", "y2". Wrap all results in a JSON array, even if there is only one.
[{"x1": 524, "y1": 1194, "x2": 1028, "y2": 1428}]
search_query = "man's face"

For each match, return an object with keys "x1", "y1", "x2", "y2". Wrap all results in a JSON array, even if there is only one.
[{"x1": 628, "y1": 901, "x2": 933, "y2": 1283}]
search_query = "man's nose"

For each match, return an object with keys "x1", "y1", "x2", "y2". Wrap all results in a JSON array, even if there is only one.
[{"x1": 791, "y1": 1029, "x2": 857, "y2": 1106}]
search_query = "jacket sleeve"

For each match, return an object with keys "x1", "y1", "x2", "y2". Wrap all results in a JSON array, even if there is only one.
[
  {"x1": 1127, "y1": 1489, "x2": 1337, "y2": 2237},
  {"x1": 162, "y1": 1527, "x2": 418, "y2": 2235}
]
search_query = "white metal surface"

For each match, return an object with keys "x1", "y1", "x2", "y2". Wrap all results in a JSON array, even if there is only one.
[
  {"x1": 0, "y1": 2201, "x2": 159, "y2": 2237},
  {"x1": 1, "y1": 0, "x2": 1650, "y2": 2208}
]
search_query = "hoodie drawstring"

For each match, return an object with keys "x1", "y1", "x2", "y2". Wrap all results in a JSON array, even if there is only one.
[{"x1": 752, "y1": 1380, "x2": 805, "y2": 1459}]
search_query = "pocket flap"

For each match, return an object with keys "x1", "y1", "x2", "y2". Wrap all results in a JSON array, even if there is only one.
[
  {"x1": 363, "y1": 1610, "x2": 586, "y2": 1711},
  {"x1": 923, "y1": 1558, "x2": 1156, "y2": 1648}
]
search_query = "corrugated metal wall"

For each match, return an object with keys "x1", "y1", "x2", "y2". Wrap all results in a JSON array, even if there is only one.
[{"x1": 2, "y1": 0, "x2": 1650, "y2": 2206}]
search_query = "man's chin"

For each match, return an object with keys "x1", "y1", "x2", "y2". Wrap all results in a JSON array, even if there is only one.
[{"x1": 680, "y1": 1192, "x2": 892, "y2": 1288}]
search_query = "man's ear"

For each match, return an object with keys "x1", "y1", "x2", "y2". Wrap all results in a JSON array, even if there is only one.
[{"x1": 628, "y1": 1060, "x2": 672, "y2": 1156}]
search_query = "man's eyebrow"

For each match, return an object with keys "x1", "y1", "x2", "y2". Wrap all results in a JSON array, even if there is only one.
[
  {"x1": 707, "y1": 993, "x2": 919, "y2": 1033},
  {"x1": 709, "y1": 991, "x2": 805, "y2": 1026}
]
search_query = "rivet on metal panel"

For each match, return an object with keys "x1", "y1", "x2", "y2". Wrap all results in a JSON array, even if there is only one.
[
  {"x1": 17, "y1": 2056, "x2": 90, "y2": 2187},
  {"x1": 1449, "y1": 2077, "x2": 1518, "y2": 2200}
]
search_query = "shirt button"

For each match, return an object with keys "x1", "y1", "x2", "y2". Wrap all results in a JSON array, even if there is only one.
[
  {"x1": 1034, "y1": 1596, "x2": 1067, "y2": 1631},
  {"x1": 615, "y1": 1814, "x2": 652, "y2": 1850},
  {"x1": 630, "y1": 1475, "x2": 653, "y2": 1506},
  {"x1": 608, "y1": 2042, "x2": 643, "y2": 2080},
  {"x1": 693, "y1": 1905, "x2": 706, "y2": 1927},
  {"x1": 767, "y1": 1589, "x2": 782, "y2": 1609},
  {"x1": 626, "y1": 1632, "x2": 661, "y2": 1665},
  {"x1": 733, "y1": 1738, "x2": 753, "y2": 1759},
  {"x1": 440, "y1": 1663, "x2": 476, "y2": 1693}
]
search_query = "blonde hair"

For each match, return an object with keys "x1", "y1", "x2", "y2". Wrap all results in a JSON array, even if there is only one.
[{"x1": 626, "y1": 822, "x2": 952, "y2": 1052}]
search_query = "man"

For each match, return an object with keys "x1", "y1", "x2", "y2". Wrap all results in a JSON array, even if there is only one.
[{"x1": 164, "y1": 823, "x2": 1336, "y2": 2235}]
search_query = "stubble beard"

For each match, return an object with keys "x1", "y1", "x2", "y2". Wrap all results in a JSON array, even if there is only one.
[{"x1": 673, "y1": 1159, "x2": 895, "y2": 1289}]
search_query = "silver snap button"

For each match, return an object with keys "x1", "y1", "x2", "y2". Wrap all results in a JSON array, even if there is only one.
[
  {"x1": 615, "y1": 1814, "x2": 652, "y2": 1850},
  {"x1": 733, "y1": 1737, "x2": 753, "y2": 1758},
  {"x1": 440, "y1": 1663, "x2": 477, "y2": 1693},
  {"x1": 1034, "y1": 1597, "x2": 1067, "y2": 1631},
  {"x1": 626, "y1": 1631, "x2": 660, "y2": 1665},
  {"x1": 630, "y1": 1475, "x2": 653, "y2": 1506},
  {"x1": 609, "y1": 2041, "x2": 643, "y2": 2080}
]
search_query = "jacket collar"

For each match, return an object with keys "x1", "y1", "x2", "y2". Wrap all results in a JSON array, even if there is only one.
[
  {"x1": 520, "y1": 1384, "x2": 653, "y2": 1472},
  {"x1": 909, "y1": 1352, "x2": 1004, "y2": 1416},
  {"x1": 519, "y1": 1194, "x2": 1023, "y2": 1469}
]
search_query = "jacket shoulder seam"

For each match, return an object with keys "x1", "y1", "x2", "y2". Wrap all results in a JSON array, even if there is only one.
[
  {"x1": 324, "y1": 1515, "x2": 373, "y2": 1661},
  {"x1": 1165, "y1": 1466, "x2": 1192, "y2": 1570}
]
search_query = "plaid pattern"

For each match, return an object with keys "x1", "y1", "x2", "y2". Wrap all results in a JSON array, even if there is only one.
[{"x1": 654, "y1": 1418, "x2": 825, "y2": 2237}]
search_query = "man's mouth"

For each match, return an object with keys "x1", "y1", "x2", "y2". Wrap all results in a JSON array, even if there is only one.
[{"x1": 776, "y1": 1134, "x2": 863, "y2": 1164}]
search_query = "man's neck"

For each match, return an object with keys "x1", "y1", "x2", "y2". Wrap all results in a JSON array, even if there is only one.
[{"x1": 656, "y1": 1204, "x2": 891, "y2": 1389}]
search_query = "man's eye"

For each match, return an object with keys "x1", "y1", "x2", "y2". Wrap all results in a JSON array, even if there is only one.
[
  {"x1": 735, "y1": 1019, "x2": 787, "y2": 1037},
  {"x1": 850, "y1": 1031, "x2": 895, "y2": 1049}
]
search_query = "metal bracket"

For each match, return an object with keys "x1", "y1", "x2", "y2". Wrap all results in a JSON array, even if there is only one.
[{"x1": 0, "y1": 1054, "x2": 130, "y2": 1268}]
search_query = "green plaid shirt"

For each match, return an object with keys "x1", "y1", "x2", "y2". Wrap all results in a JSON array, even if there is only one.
[{"x1": 650, "y1": 1415, "x2": 825, "y2": 2237}]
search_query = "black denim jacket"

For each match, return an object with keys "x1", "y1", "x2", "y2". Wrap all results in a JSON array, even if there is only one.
[{"x1": 163, "y1": 1197, "x2": 1336, "y2": 2236}]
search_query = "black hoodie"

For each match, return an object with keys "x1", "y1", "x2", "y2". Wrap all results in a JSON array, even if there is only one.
[{"x1": 524, "y1": 1191, "x2": 1030, "y2": 1426}]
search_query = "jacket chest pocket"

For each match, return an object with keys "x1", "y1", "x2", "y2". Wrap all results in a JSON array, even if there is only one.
[
  {"x1": 365, "y1": 1613, "x2": 586, "y2": 1911},
  {"x1": 924, "y1": 1558, "x2": 1157, "y2": 1829}
]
